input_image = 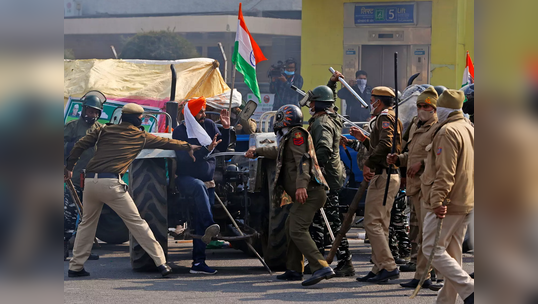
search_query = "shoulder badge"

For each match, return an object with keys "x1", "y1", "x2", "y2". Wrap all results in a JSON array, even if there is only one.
[
  {"x1": 293, "y1": 131, "x2": 304, "y2": 146},
  {"x1": 436, "y1": 147, "x2": 442, "y2": 155},
  {"x1": 382, "y1": 121, "x2": 390, "y2": 129}
]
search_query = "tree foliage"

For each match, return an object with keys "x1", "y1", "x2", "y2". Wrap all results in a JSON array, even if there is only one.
[{"x1": 120, "y1": 30, "x2": 199, "y2": 60}]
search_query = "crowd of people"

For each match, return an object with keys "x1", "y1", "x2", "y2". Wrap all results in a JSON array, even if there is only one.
[{"x1": 64, "y1": 68, "x2": 474, "y2": 304}]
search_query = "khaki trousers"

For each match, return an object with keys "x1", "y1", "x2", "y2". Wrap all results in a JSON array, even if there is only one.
[
  {"x1": 410, "y1": 194, "x2": 430, "y2": 280},
  {"x1": 422, "y1": 212, "x2": 474, "y2": 304},
  {"x1": 69, "y1": 176, "x2": 166, "y2": 271},
  {"x1": 364, "y1": 172, "x2": 400, "y2": 273},
  {"x1": 286, "y1": 187, "x2": 329, "y2": 274}
]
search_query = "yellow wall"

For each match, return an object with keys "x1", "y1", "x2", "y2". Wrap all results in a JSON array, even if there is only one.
[{"x1": 301, "y1": 0, "x2": 474, "y2": 113}]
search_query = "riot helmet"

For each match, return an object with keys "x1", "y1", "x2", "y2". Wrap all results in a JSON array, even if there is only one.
[
  {"x1": 80, "y1": 90, "x2": 106, "y2": 124},
  {"x1": 433, "y1": 86, "x2": 447, "y2": 96},
  {"x1": 273, "y1": 104, "x2": 303, "y2": 133}
]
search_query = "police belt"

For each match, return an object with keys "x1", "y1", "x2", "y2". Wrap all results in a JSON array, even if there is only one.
[
  {"x1": 375, "y1": 168, "x2": 399, "y2": 175},
  {"x1": 86, "y1": 172, "x2": 122, "y2": 179}
]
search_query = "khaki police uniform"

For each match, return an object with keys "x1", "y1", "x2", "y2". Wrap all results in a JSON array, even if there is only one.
[
  {"x1": 66, "y1": 103, "x2": 192, "y2": 272},
  {"x1": 420, "y1": 90, "x2": 474, "y2": 304},
  {"x1": 256, "y1": 126, "x2": 329, "y2": 274},
  {"x1": 396, "y1": 86, "x2": 439, "y2": 279},
  {"x1": 361, "y1": 87, "x2": 403, "y2": 274}
]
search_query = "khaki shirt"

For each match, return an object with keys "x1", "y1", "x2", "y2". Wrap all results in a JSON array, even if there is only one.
[
  {"x1": 420, "y1": 112, "x2": 474, "y2": 215},
  {"x1": 64, "y1": 119, "x2": 103, "y2": 186},
  {"x1": 363, "y1": 108, "x2": 403, "y2": 170},
  {"x1": 397, "y1": 115, "x2": 438, "y2": 196},
  {"x1": 66, "y1": 122, "x2": 191, "y2": 174}
]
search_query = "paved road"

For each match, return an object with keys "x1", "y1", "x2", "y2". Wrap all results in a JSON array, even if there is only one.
[{"x1": 64, "y1": 228, "x2": 473, "y2": 304}]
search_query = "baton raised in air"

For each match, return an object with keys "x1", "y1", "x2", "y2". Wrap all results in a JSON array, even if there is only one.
[
  {"x1": 290, "y1": 85, "x2": 371, "y2": 137},
  {"x1": 328, "y1": 67, "x2": 369, "y2": 108}
]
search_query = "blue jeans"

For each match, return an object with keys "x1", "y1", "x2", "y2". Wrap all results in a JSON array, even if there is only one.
[{"x1": 176, "y1": 175, "x2": 216, "y2": 264}]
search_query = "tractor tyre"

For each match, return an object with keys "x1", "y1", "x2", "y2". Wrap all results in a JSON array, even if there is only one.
[
  {"x1": 96, "y1": 205, "x2": 130, "y2": 244},
  {"x1": 129, "y1": 158, "x2": 169, "y2": 271}
]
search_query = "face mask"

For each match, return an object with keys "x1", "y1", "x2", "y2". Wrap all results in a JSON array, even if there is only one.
[
  {"x1": 309, "y1": 107, "x2": 316, "y2": 115},
  {"x1": 370, "y1": 100, "x2": 379, "y2": 115},
  {"x1": 437, "y1": 107, "x2": 461, "y2": 123},
  {"x1": 121, "y1": 114, "x2": 143, "y2": 127},
  {"x1": 83, "y1": 115, "x2": 97, "y2": 125},
  {"x1": 417, "y1": 109, "x2": 435, "y2": 122},
  {"x1": 284, "y1": 70, "x2": 295, "y2": 76},
  {"x1": 276, "y1": 127, "x2": 289, "y2": 145},
  {"x1": 357, "y1": 79, "x2": 367, "y2": 88}
]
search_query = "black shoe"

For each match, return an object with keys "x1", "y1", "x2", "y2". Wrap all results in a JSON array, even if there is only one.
[
  {"x1": 367, "y1": 268, "x2": 400, "y2": 284},
  {"x1": 303, "y1": 264, "x2": 312, "y2": 275},
  {"x1": 301, "y1": 267, "x2": 335, "y2": 286},
  {"x1": 394, "y1": 257, "x2": 408, "y2": 265},
  {"x1": 429, "y1": 280, "x2": 444, "y2": 291},
  {"x1": 157, "y1": 264, "x2": 172, "y2": 277},
  {"x1": 356, "y1": 271, "x2": 377, "y2": 282},
  {"x1": 87, "y1": 253, "x2": 99, "y2": 260},
  {"x1": 68, "y1": 269, "x2": 90, "y2": 277},
  {"x1": 334, "y1": 258, "x2": 355, "y2": 277},
  {"x1": 276, "y1": 270, "x2": 303, "y2": 281},
  {"x1": 400, "y1": 262, "x2": 417, "y2": 272},
  {"x1": 464, "y1": 292, "x2": 474, "y2": 304},
  {"x1": 469, "y1": 272, "x2": 474, "y2": 279},
  {"x1": 400, "y1": 278, "x2": 432, "y2": 288}
]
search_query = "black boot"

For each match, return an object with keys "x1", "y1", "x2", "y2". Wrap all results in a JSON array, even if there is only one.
[
  {"x1": 356, "y1": 271, "x2": 377, "y2": 282},
  {"x1": 88, "y1": 253, "x2": 99, "y2": 260},
  {"x1": 276, "y1": 270, "x2": 303, "y2": 281},
  {"x1": 400, "y1": 278, "x2": 432, "y2": 288},
  {"x1": 334, "y1": 257, "x2": 355, "y2": 277},
  {"x1": 68, "y1": 269, "x2": 90, "y2": 277},
  {"x1": 367, "y1": 268, "x2": 400, "y2": 284},
  {"x1": 301, "y1": 267, "x2": 335, "y2": 286},
  {"x1": 157, "y1": 264, "x2": 172, "y2": 277},
  {"x1": 399, "y1": 262, "x2": 417, "y2": 272}
]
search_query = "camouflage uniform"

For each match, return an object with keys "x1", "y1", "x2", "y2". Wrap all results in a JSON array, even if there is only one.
[
  {"x1": 388, "y1": 190, "x2": 411, "y2": 261},
  {"x1": 307, "y1": 110, "x2": 349, "y2": 262},
  {"x1": 64, "y1": 118, "x2": 103, "y2": 240}
]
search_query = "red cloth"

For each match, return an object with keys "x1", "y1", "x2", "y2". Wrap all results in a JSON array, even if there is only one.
[{"x1": 182, "y1": 97, "x2": 206, "y2": 115}]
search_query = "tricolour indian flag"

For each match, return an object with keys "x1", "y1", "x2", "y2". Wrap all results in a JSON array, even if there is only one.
[
  {"x1": 232, "y1": 3, "x2": 267, "y2": 102},
  {"x1": 462, "y1": 51, "x2": 475, "y2": 87}
]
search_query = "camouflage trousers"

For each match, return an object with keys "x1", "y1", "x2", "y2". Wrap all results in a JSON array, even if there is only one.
[
  {"x1": 389, "y1": 190, "x2": 411, "y2": 259},
  {"x1": 309, "y1": 192, "x2": 350, "y2": 261},
  {"x1": 64, "y1": 185, "x2": 83, "y2": 240}
]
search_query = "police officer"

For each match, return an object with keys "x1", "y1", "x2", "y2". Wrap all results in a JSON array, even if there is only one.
[
  {"x1": 63, "y1": 92, "x2": 105, "y2": 261},
  {"x1": 351, "y1": 86, "x2": 403, "y2": 284},
  {"x1": 419, "y1": 90, "x2": 474, "y2": 304},
  {"x1": 245, "y1": 105, "x2": 335, "y2": 287},
  {"x1": 387, "y1": 86, "x2": 439, "y2": 288},
  {"x1": 305, "y1": 74, "x2": 354, "y2": 277},
  {"x1": 64, "y1": 103, "x2": 202, "y2": 278}
]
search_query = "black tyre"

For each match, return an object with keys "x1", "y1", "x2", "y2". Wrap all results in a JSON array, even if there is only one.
[
  {"x1": 129, "y1": 158, "x2": 169, "y2": 271},
  {"x1": 96, "y1": 205, "x2": 130, "y2": 244}
]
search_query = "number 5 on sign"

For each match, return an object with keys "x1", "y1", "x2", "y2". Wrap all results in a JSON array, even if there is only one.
[{"x1": 388, "y1": 8, "x2": 395, "y2": 20}]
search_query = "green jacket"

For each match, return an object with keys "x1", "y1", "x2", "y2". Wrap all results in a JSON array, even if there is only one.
[
  {"x1": 308, "y1": 112, "x2": 345, "y2": 191},
  {"x1": 256, "y1": 126, "x2": 328, "y2": 207},
  {"x1": 64, "y1": 119, "x2": 103, "y2": 187}
]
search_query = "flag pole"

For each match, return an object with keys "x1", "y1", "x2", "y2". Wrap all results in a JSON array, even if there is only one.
[{"x1": 228, "y1": 65, "x2": 237, "y2": 114}]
